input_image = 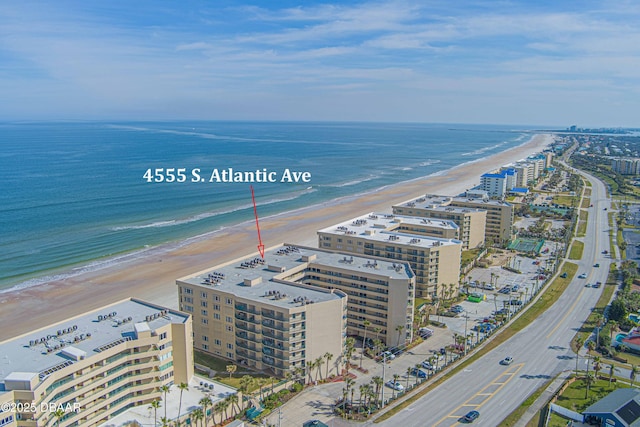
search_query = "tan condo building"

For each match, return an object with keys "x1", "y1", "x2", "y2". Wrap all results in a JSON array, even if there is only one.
[
  {"x1": 0, "y1": 299, "x2": 193, "y2": 427},
  {"x1": 394, "y1": 194, "x2": 514, "y2": 246},
  {"x1": 177, "y1": 245, "x2": 415, "y2": 374},
  {"x1": 318, "y1": 214, "x2": 461, "y2": 299}
]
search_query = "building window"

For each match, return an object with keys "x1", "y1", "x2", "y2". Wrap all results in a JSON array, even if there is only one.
[
  {"x1": 214, "y1": 304, "x2": 220, "y2": 311},
  {"x1": 201, "y1": 309, "x2": 208, "y2": 316},
  {"x1": 202, "y1": 344, "x2": 209, "y2": 350},
  {"x1": 227, "y1": 352, "x2": 234, "y2": 358},
  {"x1": 183, "y1": 288, "x2": 193, "y2": 294},
  {"x1": 227, "y1": 343, "x2": 233, "y2": 350},
  {"x1": 183, "y1": 296, "x2": 193, "y2": 304},
  {"x1": 203, "y1": 335, "x2": 209, "y2": 342},
  {"x1": 215, "y1": 339, "x2": 221, "y2": 346},
  {"x1": 202, "y1": 318, "x2": 209, "y2": 325},
  {"x1": 214, "y1": 295, "x2": 220, "y2": 301},
  {"x1": 226, "y1": 325, "x2": 233, "y2": 332},
  {"x1": 226, "y1": 316, "x2": 233, "y2": 323},
  {"x1": 201, "y1": 291, "x2": 208, "y2": 299},
  {"x1": 159, "y1": 332, "x2": 167, "y2": 340},
  {"x1": 225, "y1": 298, "x2": 233, "y2": 305},
  {"x1": 214, "y1": 313, "x2": 220, "y2": 320}
]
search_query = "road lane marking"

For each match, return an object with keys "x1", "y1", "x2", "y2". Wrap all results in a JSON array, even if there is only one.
[{"x1": 431, "y1": 363, "x2": 524, "y2": 426}]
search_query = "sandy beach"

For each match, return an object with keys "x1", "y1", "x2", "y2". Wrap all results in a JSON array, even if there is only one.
[{"x1": 0, "y1": 134, "x2": 553, "y2": 341}]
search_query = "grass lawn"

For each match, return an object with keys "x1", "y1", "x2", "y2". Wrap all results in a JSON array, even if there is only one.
[
  {"x1": 581, "y1": 198, "x2": 591, "y2": 209},
  {"x1": 194, "y1": 350, "x2": 270, "y2": 390},
  {"x1": 618, "y1": 229, "x2": 626, "y2": 259},
  {"x1": 461, "y1": 248, "x2": 481, "y2": 267},
  {"x1": 554, "y1": 378, "x2": 627, "y2": 413},
  {"x1": 577, "y1": 221, "x2": 587, "y2": 237},
  {"x1": 553, "y1": 195, "x2": 577, "y2": 207},
  {"x1": 569, "y1": 241, "x2": 584, "y2": 260},
  {"x1": 571, "y1": 265, "x2": 617, "y2": 352}
]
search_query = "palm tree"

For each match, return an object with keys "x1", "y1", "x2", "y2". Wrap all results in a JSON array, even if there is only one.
[
  {"x1": 238, "y1": 375, "x2": 254, "y2": 396},
  {"x1": 584, "y1": 372, "x2": 594, "y2": 399},
  {"x1": 593, "y1": 356, "x2": 602, "y2": 381},
  {"x1": 220, "y1": 397, "x2": 231, "y2": 421},
  {"x1": 191, "y1": 408, "x2": 204, "y2": 427},
  {"x1": 198, "y1": 396, "x2": 212, "y2": 427},
  {"x1": 160, "y1": 385, "x2": 171, "y2": 420},
  {"x1": 631, "y1": 365, "x2": 639, "y2": 388},
  {"x1": 53, "y1": 408, "x2": 65, "y2": 426},
  {"x1": 226, "y1": 364, "x2": 237, "y2": 379},
  {"x1": 361, "y1": 319, "x2": 371, "y2": 368},
  {"x1": 257, "y1": 377, "x2": 269, "y2": 401},
  {"x1": 372, "y1": 376, "x2": 383, "y2": 406},
  {"x1": 324, "y1": 352, "x2": 334, "y2": 378},
  {"x1": 415, "y1": 364, "x2": 422, "y2": 385},
  {"x1": 392, "y1": 373, "x2": 400, "y2": 399},
  {"x1": 575, "y1": 336, "x2": 585, "y2": 375},
  {"x1": 314, "y1": 356, "x2": 324, "y2": 381},
  {"x1": 176, "y1": 382, "x2": 189, "y2": 426},
  {"x1": 307, "y1": 359, "x2": 317, "y2": 383},
  {"x1": 149, "y1": 399, "x2": 161, "y2": 426},
  {"x1": 358, "y1": 384, "x2": 367, "y2": 413},
  {"x1": 227, "y1": 393, "x2": 241, "y2": 416},
  {"x1": 395, "y1": 324, "x2": 405, "y2": 346},
  {"x1": 405, "y1": 366, "x2": 412, "y2": 391},
  {"x1": 213, "y1": 401, "x2": 226, "y2": 425},
  {"x1": 607, "y1": 364, "x2": 619, "y2": 388},
  {"x1": 160, "y1": 417, "x2": 171, "y2": 427}
]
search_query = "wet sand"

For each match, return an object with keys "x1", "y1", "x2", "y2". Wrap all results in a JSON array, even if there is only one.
[{"x1": 0, "y1": 134, "x2": 553, "y2": 341}]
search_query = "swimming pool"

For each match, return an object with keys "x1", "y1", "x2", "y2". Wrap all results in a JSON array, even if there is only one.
[{"x1": 629, "y1": 313, "x2": 640, "y2": 323}]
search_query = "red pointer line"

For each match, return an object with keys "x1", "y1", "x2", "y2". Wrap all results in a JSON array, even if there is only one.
[{"x1": 251, "y1": 185, "x2": 265, "y2": 258}]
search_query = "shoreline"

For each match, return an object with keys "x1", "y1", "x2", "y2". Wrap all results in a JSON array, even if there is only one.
[{"x1": 0, "y1": 133, "x2": 554, "y2": 341}]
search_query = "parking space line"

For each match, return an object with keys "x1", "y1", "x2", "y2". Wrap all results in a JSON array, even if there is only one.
[{"x1": 431, "y1": 363, "x2": 524, "y2": 426}]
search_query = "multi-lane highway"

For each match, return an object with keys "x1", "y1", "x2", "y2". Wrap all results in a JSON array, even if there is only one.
[{"x1": 368, "y1": 170, "x2": 614, "y2": 426}]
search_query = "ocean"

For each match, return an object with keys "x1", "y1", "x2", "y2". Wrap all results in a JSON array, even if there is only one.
[{"x1": 0, "y1": 121, "x2": 535, "y2": 293}]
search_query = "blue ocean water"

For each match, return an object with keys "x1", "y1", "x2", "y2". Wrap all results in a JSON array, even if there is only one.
[{"x1": 0, "y1": 121, "x2": 535, "y2": 292}]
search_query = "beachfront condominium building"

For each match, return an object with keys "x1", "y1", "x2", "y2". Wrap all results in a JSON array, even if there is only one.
[
  {"x1": 612, "y1": 157, "x2": 640, "y2": 175},
  {"x1": 0, "y1": 299, "x2": 193, "y2": 427},
  {"x1": 318, "y1": 213, "x2": 461, "y2": 299},
  {"x1": 391, "y1": 200, "x2": 486, "y2": 251},
  {"x1": 394, "y1": 194, "x2": 514, "y2": 246},
  {"x1": 177, "y1": 245, "x2": 415, "y2": 376}
]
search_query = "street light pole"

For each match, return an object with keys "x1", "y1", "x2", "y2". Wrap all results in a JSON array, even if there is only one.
[
  {"x1": 381, "y1": 353, "x2": 386, "y2": 408},
  {"x1": 464, "y1": 313, "x2": 469, "y2": 356}
]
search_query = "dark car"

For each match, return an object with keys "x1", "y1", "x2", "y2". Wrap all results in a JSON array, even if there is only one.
[
  {"x1": 462, "y1": 410, "x2": 480, "y2": 423},
  {"x1": 509, "y1": 299, "x2": 523, "y2": 305},
  {"x1": 410, "y1": 368, "x2": 428, "y2": 378},
  {"x1": 560, "y1": 272, "x2": 568, "y2": 278}
]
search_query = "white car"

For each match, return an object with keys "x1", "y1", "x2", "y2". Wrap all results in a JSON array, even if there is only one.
[
  {"x1": 385, "y1": 381, "x2": 404, "y2": 391},
  {"x1": 578, "y1": 273, "x2": 587, "y2": 279},
  {"x1": 380, "y1": 351, "x2": 395, "y2": 361},
  {"x1": 421, "y1": 360, "x2": 435, "y2": 370},
  {"x1": 500, "y1": 356, "x2": 514, "y2": 365}
]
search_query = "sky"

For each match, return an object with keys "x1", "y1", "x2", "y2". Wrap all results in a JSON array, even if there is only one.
[{"x1": 1, "y1": 0, "x2": 639, "y2": 126}]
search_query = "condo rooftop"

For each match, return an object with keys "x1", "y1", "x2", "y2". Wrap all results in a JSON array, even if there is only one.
[
  {"x1": 178, "y1": 244, "x2": 414, "y2": 308},
  {"x1": 398, "y1": 194, "x2": 512, "y2": 208},
  {"x1": 318, "y1": 212, "x2": 458, "y2": 234},
  {"x1": 0, "y1": 299, "x2": 189, "y2": 388}
]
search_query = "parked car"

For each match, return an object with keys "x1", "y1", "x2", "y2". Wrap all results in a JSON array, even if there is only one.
[
  {"x1": 422, "y1": 360, "x2": 435, "y2": 370},
  {"x1": 410, "y1": 368, "x2": 428, "y2": 378},
  {"x1": 482, "y1": 284, "x2": 495, "y2": 291},
  {"x1": 304, "y1": 421, "x2": 329, "y2": 427},
  {"x1": 493, "y1": 308, "x2": 509, "y2": 316},
  {"x1": 380, "y1": 351, "x2": 395, "y2": 361},
  {"x1": 462, "y1": 410, "x2": 480, "y2": 423},
  {"x1": 499, "y1": 287, "x2": 511, "y2": 294},
  {"x1": 385, "y1": 381, "x2": 404, "y2": 391},
  {"x1": 419, "y1": 327, "x2": 434, "y2": 338},
  {"x1": 509, "y1": 299, "x2": 523, "y2": 305},
  {"x1": 451, "y1": 305, "x2": 464, "y2": 313},
  {"x1": 473, "y1": 323, "x2": 494, "y2": 333},
  {"x1": 500, "y1": 356, "x2": 514, "y2": 365}
]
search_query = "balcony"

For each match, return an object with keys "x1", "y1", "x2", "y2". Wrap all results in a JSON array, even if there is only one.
[
  {"x1": 261, "y1": 310, "x2": 288, "y2": 322},
  {"x1": 262, "y1": 328, "x2": 286, "y2": 340},
  {"x1": 262, "y1": 339, "x2": 288, "y2": 352},
  {"x1": 235, "y1": 312, "x2": 260, "y2": 324},
  {"x1": 262, "y1": 319, "x2": 288, "y2": 331},
  {"x1": 235, "y1": 340, "x2": 258, "y2": 352},
  {"x1": 235, "y1": 321, "x2": 260, "y2": 334},
  {"x1": 235, "y1": 304, "x2": 260, "y2": 315},
  {"x1": 262, "y1": 356, "x2": 286, "y2": 369}
]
